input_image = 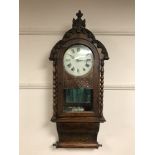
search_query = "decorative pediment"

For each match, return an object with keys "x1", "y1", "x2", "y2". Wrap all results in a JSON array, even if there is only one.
[{"x1": 49, "y1": 10, "x2": 109, "y2": 62}]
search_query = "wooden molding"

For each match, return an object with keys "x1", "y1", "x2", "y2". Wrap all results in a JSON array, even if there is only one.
[
  {"x1": 19, "y1": 30, "x2": 135, "y2": 36},
  {"x1": 19, "y1": 83, "x2": 135, "y2": 90}
]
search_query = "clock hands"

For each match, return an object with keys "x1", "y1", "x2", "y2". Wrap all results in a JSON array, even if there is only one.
[
  {"x1": 67, "y1": 55, "x2": 91, "y2": 64},
  {"x1": 64, "y1": 46, "x2": 93, "y2": 76},
  {"x1": 75, "y1": 58, "x2": 91, "y2": 62}
]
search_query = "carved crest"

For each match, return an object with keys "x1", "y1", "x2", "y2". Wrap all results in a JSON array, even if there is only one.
[
  {"x1": 72, "y1": 10, "x2": 86, "y2": 31},
  {"x1": 49, "y1": 10, "x2": 109, "y2": 62}
]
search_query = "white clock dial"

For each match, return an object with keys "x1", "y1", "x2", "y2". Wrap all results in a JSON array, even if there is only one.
[{"x1": 63, "y1": 45, "x2": 94, "y2": 76}]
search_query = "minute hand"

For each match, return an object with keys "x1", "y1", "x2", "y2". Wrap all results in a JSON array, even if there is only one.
[{"x1": 76, "y1": 58, "x2": 91, "y2": 62}]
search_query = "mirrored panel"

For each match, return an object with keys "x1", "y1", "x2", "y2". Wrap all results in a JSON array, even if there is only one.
[{"x1": 64, "y1": 88, "x2": 93, "y2": 112}]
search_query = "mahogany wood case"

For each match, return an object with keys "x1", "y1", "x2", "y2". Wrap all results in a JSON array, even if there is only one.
[{"x1": 49, "y1": 10, "x2": 109, "y2": 148}]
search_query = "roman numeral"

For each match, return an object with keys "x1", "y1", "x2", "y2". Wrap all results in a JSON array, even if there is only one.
[
  {"x1": 77, "y1": 47, "x2": 80, "y2": 52},
  {"x1": 87, "y1": 59, "x2": 91, "y2": 61},
  {"x1": 66, "y1": 59, "x2": 70, "y2": 61},
  {"x1": 83, "y1": 68, "x2": 86, "y2": 71},
  {"x1": 85, "y1": 63, "x2": 90, "y2": 67},
  {"x1": 71, "y1": 67, "x2": 75, "y2": 71},
  {"x1": 71, "y1": 49, "x2": 75, "y2": 53},
  {"x1": 77, "y1": 68, "x2": 79, "y2": 72},
  {"x1": 67, "y1": 63, "x2": 71, "y2": 68}
]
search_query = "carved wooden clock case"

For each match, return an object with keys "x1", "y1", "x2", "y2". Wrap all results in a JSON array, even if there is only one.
[{"x1": 49, "y1": 10, "x2": 109, "y2": 148}]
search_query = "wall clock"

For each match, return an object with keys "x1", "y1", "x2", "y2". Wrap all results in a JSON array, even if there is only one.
[{"x1": 49, "y1": 10, "x2": 109, "y2": 148}]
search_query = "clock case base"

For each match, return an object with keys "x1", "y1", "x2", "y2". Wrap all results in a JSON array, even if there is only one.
[
  {"x1": 54, "y1": 142, "x2": 101, "y2": 148},
  {"x1": 53, "y1": 122, "x2": 102, "y2": 148}
]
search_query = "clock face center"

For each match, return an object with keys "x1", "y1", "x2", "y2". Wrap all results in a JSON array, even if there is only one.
[{"x1": 63, "y1": 45, "x2": 94, "y2": 76}]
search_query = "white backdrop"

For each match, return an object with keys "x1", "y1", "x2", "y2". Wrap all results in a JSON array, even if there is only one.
[{"x1": 19, "y1": 0, "x2": 134, "y2": 155}]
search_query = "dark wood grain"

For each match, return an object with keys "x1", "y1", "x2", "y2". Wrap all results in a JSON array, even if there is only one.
[
  {"x1": 55, "y1": 122, "x2": 100, "y2": 148},
  {"x1": 49, "y1": 10, "x2": 109, "y2": 148}
]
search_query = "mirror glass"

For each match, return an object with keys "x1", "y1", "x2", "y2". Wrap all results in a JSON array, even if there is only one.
[{"x1": 64, "y1": 88, "x2": 93, "y2": 112}]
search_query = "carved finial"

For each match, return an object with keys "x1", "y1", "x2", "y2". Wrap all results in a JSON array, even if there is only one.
[
  {"x1": 76, "y1": 10, "x2": 83, "y2": 18},
  {"x1": 72, "y1": 10, "x2": 86, "y2": 31}
]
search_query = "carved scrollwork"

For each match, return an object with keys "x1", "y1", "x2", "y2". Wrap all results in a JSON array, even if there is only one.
[
  {"x1": 72, "y1": 10, "x2": 86, "y2": 32},
  {"x1": 51, "y1": 60, "x2": 58, "y2": 121},
  {"x1": 98, "y1": 61, "x2": 106, "y2": 122},
  {"x1": 50, "y1": 10, "x2": 109, "y2": 61},
  {"x1": 64, "y1": 78, "x2": 93, "y2": 88}
]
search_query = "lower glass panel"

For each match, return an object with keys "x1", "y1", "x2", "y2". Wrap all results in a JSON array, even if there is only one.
[{"x1": 64, "y1": 88, "x2": 93, "y2": 112}]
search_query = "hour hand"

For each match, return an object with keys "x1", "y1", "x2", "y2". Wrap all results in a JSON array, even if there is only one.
[
  {"x1": 76, "y1": 58, "x2": 91, "y2": 62},
  {"x1": 76, "y1": 59, "x2": 84, "y2": 62}
]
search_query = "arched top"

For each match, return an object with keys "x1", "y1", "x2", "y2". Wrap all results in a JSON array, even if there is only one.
[{"x1": 49, "y1": 10, "x2": 109, "y2": 62}]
